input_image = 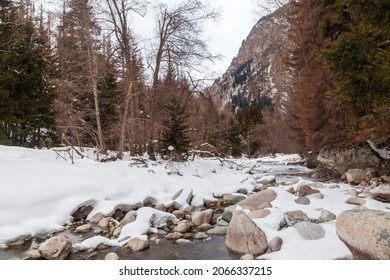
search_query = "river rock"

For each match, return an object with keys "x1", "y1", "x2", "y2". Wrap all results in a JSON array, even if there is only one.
[
  {"x1": 166, "y1": 232, "x2": 183, "y2": 240},
  {"x1": 38, "y1": 236, "x2": 72, "y2": 260},
  {"x1": 221, "y1": 205, "x2": 236, "y2": 223},
  {"x1": 237, "y1": 190, "x2": 277, "y2": 211},
  {"x1": 194, "y1": 232, "x2": 209, "y2": 240},
  {"x1": 320, "y1": 210, "x2": 337, "y2": 222},
  {"x1": 155, "y1": 204, "x2": 167, "y2": 212},
  {"x1": 240, "y1": 254, "x2": 254, "y2": 260},
  {"x1": 342, "y1": 169, "x2": 366, "y2": 185},
  {"x1": 248, "y1": 209, "x2": 271, "y2": 219},
  {"x1": 381, "y1": 175, "x2": 390, "y2": 183},
  {"x1": 207, "y1": 226, "x2": 228, "y2": 235},
  {"x1": 298, "y1": 185, "x2": 320, "y2": 197},
  {"x1": 237, "y1": 188, "x2": 248, "y2": 195},
  {"x1": 105, "y1": 252, "x2": 119, "y2": 260},
  {"x1": 225, "y1": 211, "x2": 268, "y2": 255},
  {"x1": 71, "y1": 204, "x2": 94, "y2": 221},
  {"x1": 75, "y1": 223, "x2": 92, "y2": 233},
  {"x1": 24, "y1": 249, "x2": 41, "y2": 260},
  {"x1": 370, "y1": 184, "x2": 390, "y2": 202},
  {"x1": 5, "y1": 234, "x2": 32, "y2": 247},
  {"x1": 229, "y1": 196, "x2": 246, "y2": 204},
  {"x1": 119, "y1": 211, "x2": 137, "y2": 227},
  {"x1": 124, "y1": 238, "x2": 149, "y2": 252},
  {"x1": 255, "y1": 175, "x2": 276, "y2": 185},
  {"x1": 294, "y1": 222, "x2": 325, "y2": 240},
  {"x1": 90, "y1": 212, "x2": 104, "y2": 224},
  {"x1": 269, "y1": 237, "x2": 283, "y2": 252},
  {"x1": 336, "y1": 209, "x2": 390, "y2": 259},
  {"x1": 175, "y1": 239, "x2": 192, "y2": 245},
  {"x1": 217, "y1": 218, "x2": 229, "y2": 226},
  {"x1": 307, "y1": 182, "x2": 325, "y2": 189},
  {"x1": 192, "y1": 209, "x2": 214, "y2": 226},
  {"x1": 173, "y1": 210, "x2": 186, "y2": 220},
  {"x1": 295, "y1": 196, "x2": 310, "y2": 205},
  {"x1": 308, "y1": 193, "x2": 324, "y2": 199},
  {"x1": 256, "y1": 202, "x2": 272, "y2": 210},
  {"x1": 285, "y1": 210, "x2": 310, "y2": 225},
  {"x1": 98, "y1": 217, "x2": 113, "y2": 231},
  {"x1": 345, "y1": 197, "x2": 365, "y2": 205},
  {"x1": 174, "y1": 222, "x2": 191, "y2": 233},
  {"x1": 198, "y1": 223, "x2": 213, "y2": 231},
  {"x1": 317, "y1": 142, "x2": 382, "y2": 176}
]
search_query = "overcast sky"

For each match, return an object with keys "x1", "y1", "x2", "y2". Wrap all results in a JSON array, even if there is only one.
[{"x1": 132, "y1": 0, "x2": 261, "y2": 77}]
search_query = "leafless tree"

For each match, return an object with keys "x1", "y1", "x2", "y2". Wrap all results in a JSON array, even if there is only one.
[{"x1": 150, "y1": 0, "x2": 220, "y2": 90}]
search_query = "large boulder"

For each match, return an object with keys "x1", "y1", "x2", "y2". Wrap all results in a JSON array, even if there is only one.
[
  {"x1": 336, "y1": 209, "x2": 390, "y2": 259},
  {"x1": 225, "y1": 211, "x2": 268, "y2": 255},
  {"x1": 370, "y1": 184, "x2": 390, "y2": 202},
  {"x1": 38, "y1": 236, "x2": 72, "y2": 260},
  {"x1": 237, "y1": 190, "x2": 277, "y2": 211},
  {"x1": 317, "y1": 142, "x2": 382, "y2": 176}
]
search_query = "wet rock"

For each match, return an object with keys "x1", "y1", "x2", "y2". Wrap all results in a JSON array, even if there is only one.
[
  {"x1": 38, "y1": 236, "x2": 72, "y2": 260},
  {"x1": 294, "y1": 222, "x2": 325, "y2": 240},
  {"x1": 370, "y1": 184, "x2": 390, "y2": 202},
  {"x1": 336, "y1": 209, "x2": 390, "y2": 259},
  {"x1": 124, "y1": 238, "x2": 149, "y2": 252},
  {"x1": 298, "y1": 185, "x2": 320, "y2": 197},
  {"x1": 90, "y1": 212, "x2": 105, "y2": 224},
  {"x1": 166, "y1": 232, "x2": 184, "y2": 240},
  {"x1": 240, "y1": 254, "x2": 254, "y2": 260},
  {"x1": 345, "y1": 197, "x2": 366, "y2": 205},
  {"x1": 285, "y1": 210, "x2": 310, "y2": 226},
  {"x1": 207, "y1": 226, "x2": 228, "y2": 235},
  {"x1": 175, "y1": 239, "x2": 191, "y2": 245},
  {"x1": 194, "y1": 232, "x2": 209, "y2": 240},
  {"x1": 71, "y1": 204, "x2": 94, "y2": 221},
  {"x1": 105, "y1": 252, "x2": 119, "y2": 260},
  {"x1": 248, "y1": 209, "x2": 271, "y2": 219},
  {"x1": 269, "y1": 237, "x2": 283, "y2": 252},
  {"x1": 24, "y1": 249, "x2": 41, "y2": 260},
  {"x1": 174, "y1": 222, "x2": 191, "y2": 233},
  {"x1": 320, "y1": 210, "x2": 337, "y2": 222},
  {"x1": 96, "y1": 244, "x2": 109, "y2": 250},
  {"x1": 295, "y1": 196, "x2": 310, "y2": 205},
  {"x1": 237, "y1": 189, "x2": 277, "y2": 211},
  {"x1": 5, "y1": 234, "x2": 32, "y2": 247},
  {"x1": 192, "y1": 209, "x2": 214, "y2": 226},
  {"x1": 226, "y1": 211, "x2": 268, "y2": 255},
  {"x1": 342, "y1": 169, "x2": 366, "y2": 185},
  {"x1": 198, "y1": 223, "x2": 213, "y2": 231},
  {"x1": 173, "y1": 210, "x2": 186, "y2": 220},
  {"x1": 75, "y1": 223, "x2": 92, "y2": 233}
]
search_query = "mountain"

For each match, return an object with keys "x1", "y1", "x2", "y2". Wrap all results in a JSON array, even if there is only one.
[{"x1": 209, "y1": 5, "x2": 301, "y2": 153}]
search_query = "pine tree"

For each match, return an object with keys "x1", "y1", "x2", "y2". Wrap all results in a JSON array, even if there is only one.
[
  {"x1": 226, "y1": 119, "x2": 243, "y2": 157},
  {"x1": 161, "y1": 97, "x2": 190, "y2": 156},
  {"x1": 0, "y1": 1, "x2": 57, "y2": 147}
]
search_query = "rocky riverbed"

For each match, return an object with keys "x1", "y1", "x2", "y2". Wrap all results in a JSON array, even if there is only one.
[{"x1": 0, "y1": 147, "x2": 389, "y2": 260}]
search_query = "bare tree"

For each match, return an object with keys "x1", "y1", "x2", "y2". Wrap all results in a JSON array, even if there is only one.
[{"x1": 150, "y1": 0, "x2": 220, "y2": 90}]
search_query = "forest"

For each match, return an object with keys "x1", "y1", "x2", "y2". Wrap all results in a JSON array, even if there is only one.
[{"x1": 0, "y1": 0, "x2": 389, "y2": 158}]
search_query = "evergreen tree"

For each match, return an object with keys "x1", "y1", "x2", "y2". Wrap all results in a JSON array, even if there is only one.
[
  {"x1": 226, "y1": 119, "x2": 243, "y2": 157},
  {"x1": 161, "y1": 97, "x2": 190, "y2": 155},
  {"x1": 0, "y1": 1, "x2": 57, "y2": 147}
]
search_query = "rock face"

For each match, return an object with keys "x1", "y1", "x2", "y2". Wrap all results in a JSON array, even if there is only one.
[
  {"x1": 225, "y1": 211, "x2": 268, "y2": 255},
  {"x1": 237, "y1": 190, "x2": 277, "y2": 211},
  {"x1": 370, "y1": 184, "x2": 390, "y2": 202},
  {"x1": 317, "y1": 142, "x2": 382, "y2": 176},
  {"x1": 336, "y1": 209, "x2": 390, "y2": 259},
  {"x1": 38, "y1": 236, "x2": 72, "y2": 260}
]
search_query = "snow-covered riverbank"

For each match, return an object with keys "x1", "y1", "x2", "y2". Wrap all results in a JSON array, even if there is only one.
[{"x1": 0, "y1": 145, "x2": 389, "y2": 260}]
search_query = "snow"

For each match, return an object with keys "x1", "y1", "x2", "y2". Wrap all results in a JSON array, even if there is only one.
[{"x1": 0, "y1": 145, "x2": 389, "y2": 260}]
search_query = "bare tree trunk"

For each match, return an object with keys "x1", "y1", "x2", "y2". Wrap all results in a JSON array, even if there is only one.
[
  {"x1": 92, "y1": 78, "x2": 104, "y2": 153},
  {"x1": 118, "y1": 81, "x2": 133, "y2": 158}
]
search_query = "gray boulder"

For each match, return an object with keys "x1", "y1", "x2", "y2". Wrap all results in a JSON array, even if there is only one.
[
  {"x1": 294, "y1": 222, "x2": 325, "y2": 240},
  {"x1": 225, "y1": 211, "x2": 268, "y2": 255},
  {"x1": 336, "y1": 209, "x2": 390, "y2": 259}
]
